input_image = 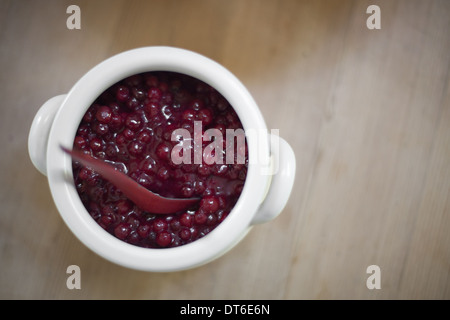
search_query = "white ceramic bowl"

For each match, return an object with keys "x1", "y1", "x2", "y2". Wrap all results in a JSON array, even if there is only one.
[{"x1": 28, "y1": 47, "x2": 296, "y2": 272}]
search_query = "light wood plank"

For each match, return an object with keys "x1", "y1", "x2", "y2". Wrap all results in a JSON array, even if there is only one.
[{"x1": 0, "y1": 0, "x2": 449, "y2": 299}]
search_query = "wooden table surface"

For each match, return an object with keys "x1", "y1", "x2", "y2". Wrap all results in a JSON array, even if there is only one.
[{"x1": 1, "y1": 0, "x2": 449, "y2": 300}]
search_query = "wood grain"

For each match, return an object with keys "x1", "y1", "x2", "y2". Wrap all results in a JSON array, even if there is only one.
[{"x1": 0, "y1": 0, "x2": 449, "y2": 299}]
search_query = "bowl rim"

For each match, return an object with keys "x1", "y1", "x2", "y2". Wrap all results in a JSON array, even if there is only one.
[{"x1": 46, "y1": 46, "x2": 270, "y2": 271}]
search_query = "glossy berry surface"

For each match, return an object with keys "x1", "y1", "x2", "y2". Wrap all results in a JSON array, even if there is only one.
[{"x1": 72, "y1": 71, "x2": 248, "y2": 248}]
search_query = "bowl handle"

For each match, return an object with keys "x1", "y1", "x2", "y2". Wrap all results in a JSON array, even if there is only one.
[
  {"x1": 28, "y1": 95, "x2": 66, "y2": 176},
  {"x1": 251, "y1": 134, "x2": 296, "y2": 225}
]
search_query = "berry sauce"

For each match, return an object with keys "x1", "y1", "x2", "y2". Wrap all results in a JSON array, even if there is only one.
[{"x1": 72, "y1": 71, "x2": 248, "y2": 248}]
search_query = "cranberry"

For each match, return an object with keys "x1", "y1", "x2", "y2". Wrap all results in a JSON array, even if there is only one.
[
  {"x1": 194, "y1": 210, "x2": 207, "y2": 225},
  {"x1": 114, "y1": 223, "x2": 131, "y2": 240},
  {"x1": 83, "y1": 109, "x2": 93, "y2": 122},
  {"x1": 179, "y1": 228, "x2": 191, "y2": 241},
  {"x1": 182, "y1": 109, "x2": 196, "y2": 122},
  {"x1": 197, "y1": 108, "x2": 213, "y2": 126},
  {"x1": 156, "y1": 231, "x2": 172, "y2": 247},
  {"x1": 137, "y1": 129, "x2": 152, "y2": 144},
  {"x1": 170, "y1": 218, "x2": 181, "y2": 231},
  {"x1": 78, "y1": 167, "x2": 92, "y2": 181},
  {"x1": 181, "y1": 186, "x2": 194, "y2": 198},
  {"x1": 110, "y1": 113, "x2": 123, "y2": 129},
  {"x1": 137, "y1": 172, "x2": 153, "y2": 189},
  {"x1": 116, "y1": 200, "x2": 132, "y2": 215},
  {"x1": 74, "y1": 136, "x2": 87, "y2": 149},
  {"x1": 156, "y1": 142, "x2": 171, "y2": 160},
  {"x1": 148, "y1": 87, "x2": 162, "y2": 102},
  {"x1": 140, "y1": 157, "x2": 156, "y2": 173},
  {"x1": 128, "y1": 141, "x2": 144, "y2": 156},
  {"x1": 179, "y1": 212, "x2": 193, "y2": 227},
  {"x1": 200, "y1": 196, "x2": 220, "y2": 214},
  {"x1": 101, "y1": 213, "x2": 115, "y2": 227},
  {"x1": 157, "y1": 167, "x2": 170, "y2": 180},
  {"x1": 145, "y1": 102, "x2": 159, "y2": 117},
  {"x1": 153, "y1": 218, "x2": 168, "y2": 233},
  {"x1": 217, "y1": 98, "x2": 229, "y2": 111},
  {"x1": 189, "y1": 99, "x2": 204, "y2": 111},
  {"x1": 124, "y1": 74, "x2": 142, "y2": 87},
  {"x1": 77, "y1": 124, "x2": 89, "y2": 137},
  {"x1": 137, "y1": 223, "x2": 151, "y2": 238},
  {"x1": 96, "y1": 105, "x2": 112, "y2": 123},
  {"x1": 116, "y1": 86, "x2": 130, "y2": 102},
  {"x1": 132, "y1": 86, "x2": 146, "y2": 101},
  {"x1": 89, "y1": 137, "x2": 103, "y2": 151},
  {"x1": 115, "y1": 132, "x2": 127, "y2": 146},
  {"x1": 72, "y1": 71, "x2": 248, "y2": 249},
  {"x1": 159, "y1": 81, "x2": 169, "y2": 93},
  {"x1": 145, "y1": 75, "x2": 159, "y2": 87},
  {"x1": 197, "y1": 164, "x2": 211, "y2": 176},
  {"x1": 126, "y1": 97, "x2": 140, "y2": 110},
  {"x1": 213, "y1": 164, "x2": 228, "y2": 176},
  {"x1": 127, "y1": 231, "x2": 140, "y2": 244},
  {"x1": 206, "y1": 213, "x2": 218, "y2": 226},
  {"x1": 93, "y1": 122, "x2": 109, "y2": 136},
  {"x1": 162, "y1": 93, "x2": 173, "y2": 105},
  {"x1": 122, "y1": 128, "x2": 135, "y2": 140},
  {"x1": 125, "y1": 113, "x2": 142, "y2": 131}
]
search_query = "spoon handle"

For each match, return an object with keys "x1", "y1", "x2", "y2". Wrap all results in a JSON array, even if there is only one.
[{"x1": 61, "y1": 146, "x2": 199, "y2": 214}]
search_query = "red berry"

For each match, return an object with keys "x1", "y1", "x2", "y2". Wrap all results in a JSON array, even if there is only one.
[
  {"x1": 114, "y1": 223, "x2": 131, "y2": 240},
  {"x1": 197, "y1": 108, "x2": 213, "y2": 126},
  {"x1": 156, "y1": 231, "x2": 172, "y2": 247},
  {"x1": 72, "y1": 71, "x2": 249, "y2": 249},
  {"x1": 148, "y1": 87, "x2": 162, "y2": 102},
  {"x1": 116, "y1": 86, "x2": 130, "y2": 102},
  {"x1": 96, "y1": 105, "x2": 112, "y2": 123},
  {"x1": 200, "y1": 196, "x2": 220, "y2": 214},
  {"x1": 156, "y1": 142, "x2": 171, "y2": 160}
]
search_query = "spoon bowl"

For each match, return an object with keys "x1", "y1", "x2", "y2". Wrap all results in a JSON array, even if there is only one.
[{"x1": 61, "y1": 145, "x2": 200, "y2": 214}]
